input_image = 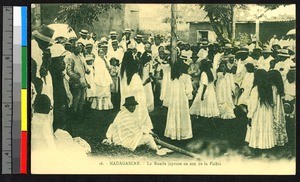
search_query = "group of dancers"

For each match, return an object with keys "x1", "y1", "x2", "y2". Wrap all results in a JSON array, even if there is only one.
[{"x1": 31, "y1": 24, "x2": 296, "y2": 156}]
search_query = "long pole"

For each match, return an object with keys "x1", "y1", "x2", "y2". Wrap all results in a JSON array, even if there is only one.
[
  {"x1": 255, "y1": 18, "x2": 260, "y2": 47},
  {"x1": 170, "y1": 4, "x2": 177, "y2": 64},
  {"x1": 231, "y1": 4, "x2": 236, "y2": 44}
]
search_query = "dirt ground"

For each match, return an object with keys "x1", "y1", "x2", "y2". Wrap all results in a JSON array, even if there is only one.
[{"x1": 66, "y1": 105, "x2": 296, "y2": 161}]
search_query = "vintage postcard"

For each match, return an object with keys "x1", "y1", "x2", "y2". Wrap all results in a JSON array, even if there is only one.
[{"x1": 30, "y1": 3, "x2": 296, "y2": 174}]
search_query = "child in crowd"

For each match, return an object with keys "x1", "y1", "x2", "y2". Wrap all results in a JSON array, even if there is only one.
[
  {"x1": 85, "y1": 55, "x2": 96, "y2": 107},
  {"x1": 109, "y1": 58, "x2": 120, "y2": 109}
]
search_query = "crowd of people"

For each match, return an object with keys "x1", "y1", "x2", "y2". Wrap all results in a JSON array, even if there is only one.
[{"x1": 31, "y1": 24, "x2": 296, "y2": 156}]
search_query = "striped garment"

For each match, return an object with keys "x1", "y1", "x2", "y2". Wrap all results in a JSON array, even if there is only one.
[{"x1": 106, "y1": 108, "x2": 144, "y2": 151}]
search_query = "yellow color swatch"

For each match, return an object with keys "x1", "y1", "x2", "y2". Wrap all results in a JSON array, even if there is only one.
[{"x1": 21, "y1": 89, "x2": 27, "y2": 131}]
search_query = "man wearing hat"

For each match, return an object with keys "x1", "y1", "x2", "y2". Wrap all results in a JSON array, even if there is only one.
[
  {"x1": 32, "y1": 24, "x2": 55, "y2": 110},
  {"x1": 107, "y1": 31, "x2": 119, "y2": 52},
  {"x1": 181, "y1": 43, "x2": 193, "y2": 64},
  {"x1": 66, "y1": 42, "x2": 88, "y2": 115},
  {"x1": 234, "y1": 47, "x2": 253, "y2": 87},
  {"x1": 119, "y1": 28, "x2": 136, "y2": 52},
  {"x1": 77, "y1": 29, "x2": 89, "y2": 46},
  {"x1": 107, "y1": 39, "x2": 124, "y2": 65},
  {"x1": 251, "y1": 47, "x2": 262, "y2": 68},
  {"x1": 275, "y1": 49, "x2": 295, "y2": 82},
  {"x1": 150, "y1": 35, "x2": 162, "y2": 60},
  {"x1": 104, "y1": 96, "x2": 169, "y2": 155},
  {"x1": 197, "y1": 39, "x2": 209, "y2": 61},
  {"x1": 257, "y1": 47, "x2": 274, "y2": 71},
  {"x1": 135, "y1": 35, "x2": 145, "y2": 54}
]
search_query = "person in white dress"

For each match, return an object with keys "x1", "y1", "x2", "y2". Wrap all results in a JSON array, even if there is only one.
[
  {"x1": 120, "y1": 51, "x2": 153, "y2": 132},
  {"x1": 160, "y1": 52, "x2": 172, "y2": 107},
  {"x1": 164, "y1": 59, "x2": 193, "y2": 140},
  {"x1": 190, "y1": 59, "x2": 220, "y2": 118},
  {"x1": 91, "y1": 47, "x2": 113, "y2": 110},
  {"x1": 268, "y1": 70, "x2": 288, "y2": 146},
  {"x1": 245, "y1": 69, "x2": 275, "y2": 149},
  {"x1": 215, "y1": 61, "x2": 236, "y2": 119}
]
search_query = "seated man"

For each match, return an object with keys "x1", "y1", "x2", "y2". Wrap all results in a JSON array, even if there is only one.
[{"x1": 104, "y1": 96, "x2": 169, "y2": 155}]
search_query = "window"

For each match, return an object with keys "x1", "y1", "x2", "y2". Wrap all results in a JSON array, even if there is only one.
[{"x1": 196, "y1": 30, "x2": 209, "y2": 43}]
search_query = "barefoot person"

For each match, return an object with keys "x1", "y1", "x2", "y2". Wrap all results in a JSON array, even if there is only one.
[{"x1": 105, "y1": 96, "x2": 168, "y2": 155}]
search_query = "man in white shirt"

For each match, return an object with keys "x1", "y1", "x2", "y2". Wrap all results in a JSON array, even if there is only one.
[
  {"x1": 135, "y1": 35, "x2": 145, "y2": 54},
  {"x1": 151, "y1": 35, "x2": 162, "y2": 60},
  {"x1": 119, "y1": 28, "x2": 136, "y2": 52},
  {"x1": 107, "y1": 40, "x2": 124, "y2": 65},
  {"x1": 257, "y1": 48, "x2": 273, "y2": 71}
]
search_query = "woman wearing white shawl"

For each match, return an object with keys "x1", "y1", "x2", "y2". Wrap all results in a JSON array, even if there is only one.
[{"x1": 91, "y1": 48, "x2": 113, "y2": 110}]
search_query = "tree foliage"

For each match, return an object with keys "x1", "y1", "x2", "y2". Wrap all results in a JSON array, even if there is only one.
[
  {"x1": 55, "y1": 4, "x2": 122, "y2": 32},
  {"x1": 199, "y1": 4, "x2": 282, "y2": 43}
]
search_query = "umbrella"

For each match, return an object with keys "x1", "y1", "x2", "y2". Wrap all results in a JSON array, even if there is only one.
[
  {"x1": 286, "y1": 29, "x2": 295, "y2": 35},
  {"x1": 48, "y1": 23, "x2": 77, "y2": 40}
]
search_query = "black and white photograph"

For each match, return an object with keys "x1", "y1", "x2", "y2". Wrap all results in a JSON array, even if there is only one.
[{"x1": 30, "y1": 3, "x2": 296, "y2": 174}]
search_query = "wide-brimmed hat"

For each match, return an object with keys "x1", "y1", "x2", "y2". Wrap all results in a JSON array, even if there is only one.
[
  {"x1": 100, "y1": 44, "x2": 108, "y2": 49},
  {"x1": 79, "y1": 29, "x2": 88, "y2": 35},
  {"x1": 123, "y1": 96, "x2": 139, "y2": 106},
  {"x1": 109, "y1": 31, "x2": 118, "y2": 36},
  {"x1": 278, "y1": 49, "x2": 290, "y2": 57},
  {"x1": 136, "y1": 35, "x2": 143, "y2": 39},
  {"x1": 124, "y1": 28, "x2": 132, "y2": 33},
  {"x1": 236, "y1": 47, "x2": 249, "y2": 55},
  {"x1": 85, "y1": 43, "x2": 93, "y2": 48},
  {"x1": 261, "y1": 48, "x2": 273, "y2": 53},
  {"x1": 32, "y1": 24, "x2": 55, "y2": 43}
]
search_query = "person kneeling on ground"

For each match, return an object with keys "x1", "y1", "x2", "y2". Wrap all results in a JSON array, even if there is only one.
[{"x1": 103, "y1": 96, "x2": 171, "y2": 156}]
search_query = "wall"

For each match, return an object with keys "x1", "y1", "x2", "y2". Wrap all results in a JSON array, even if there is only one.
[{"x1": 189, "y1": 20, "x2": 296, "y2": 45}]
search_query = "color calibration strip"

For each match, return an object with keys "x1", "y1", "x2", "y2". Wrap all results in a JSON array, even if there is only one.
[
  {"x1": 13, "y1": 6, "x2": 27, "y2": 174},
  {"x1": 12, "y1": 6, "x2": 28, "y2": 174},
  {"x1": 20, "y1": 6, "x2": 28, "y2": 174}
]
